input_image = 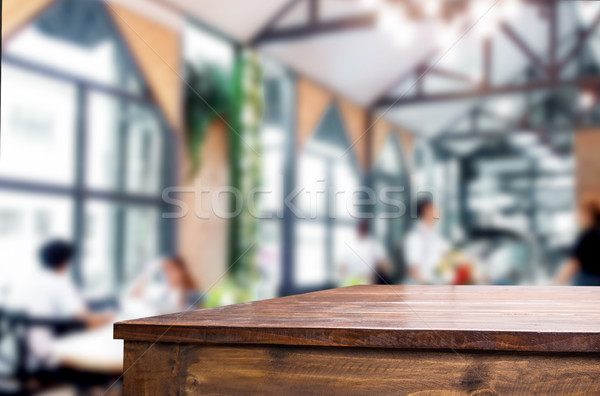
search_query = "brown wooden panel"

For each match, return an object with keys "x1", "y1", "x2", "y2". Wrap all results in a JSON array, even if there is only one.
[
  {"x1": 124, "y1": 342, "x2": 600, "y2": 395},
  {"x1": 2, "y1": 0, "x2": 55, "y2": 42},
  {"x1": 178, "y1": 120, "x2": 229, "y2": 290},
  {"x1": 124, "y1": 341, "x2": 181, "y2": 396},
  {"x1": 575, "y1": 128, "x2": 600, "y2": 201},
  {"x1": 115, "y1": 285, "x2": 600, "y2": 353},
  {"x1": 371, "y1": 117, "x2": 392, "y2": 163},
  {"x1": 399, "y1": 128, "x2": 414, "y2": 168},
  {"x1": 108, "y1": 3, "x2": 182, "y2": 132},
  {"x1": 337, "y1": 97, "x2": 368, "y2": 171},
  {"x1": 297, "y1": 77, "x2": 333, "y2": 152}
]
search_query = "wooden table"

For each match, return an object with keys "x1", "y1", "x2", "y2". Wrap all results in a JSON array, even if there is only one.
[{"x1": 114, "y1": 285, "x2": 600, "y2": 395}]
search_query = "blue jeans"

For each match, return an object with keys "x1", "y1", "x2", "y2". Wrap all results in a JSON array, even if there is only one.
[{"x1": 574, "y1": 271, "x2": 600, "y2": 286}]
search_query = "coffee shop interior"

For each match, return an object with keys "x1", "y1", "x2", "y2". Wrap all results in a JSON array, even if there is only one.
[{"x1": 2, "y1": 0, "x2": 600, "y2": 393}]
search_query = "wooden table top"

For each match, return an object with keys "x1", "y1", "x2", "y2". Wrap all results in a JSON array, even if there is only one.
[{"x1": 114, "y1": 285, "x2": 600, "y2": 352}]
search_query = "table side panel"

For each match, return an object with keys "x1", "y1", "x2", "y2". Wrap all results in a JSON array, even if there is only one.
[{"x1": 123, "y1": 341, "x2": 600, "y2": 396}]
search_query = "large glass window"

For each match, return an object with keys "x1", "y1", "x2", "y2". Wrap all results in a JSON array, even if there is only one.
[
  {"x1": 372, "y1": 134, "x2": 409, "y2": 249},
  {"x1": 295, "y1": 105, "x2": 361, "y2": 289},
  {"x1": 255, "y1": 58, "x2": 294, "y2": 299},
  {"x1": 86, "y1": 92, "x2": 164, "y2": 196},
  {"x1": 5, "y1": 0, "x2": 144, "y2": 94},
  {"x1": 0, "y1": 192, "x2": 73, "y2": 291},
  {"x1": 0, "y1": 0, "x2": 172, "y2": 300},
  {"x1": 0, "y1": 65, "x2": 77, "y2": 185}
]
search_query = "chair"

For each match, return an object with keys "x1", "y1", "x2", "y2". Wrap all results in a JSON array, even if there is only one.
[{"x1": 0, "y1": 308, "x2": 85, "y2": 394}]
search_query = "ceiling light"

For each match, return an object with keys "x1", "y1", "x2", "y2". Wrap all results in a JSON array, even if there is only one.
[
  {"x1": 423, "y1": 0, "x2": 441, "y2": 18},
  {"x1": 500, "y1": 0, "x2": 521, "y2": 19},
  {"x1": 471, "y1": 0, "x2": 500, "y2": 38},
  {"x1": 359, "y1": 0, "x2": 382, "y2": 11},
  {"x1": 494, "y1": 99, "x2": 514, "y2": 117},
  {"x1": 578, "y1": 90, "x2": 596, "y2": 110},
  {"x1": 378, "y1": 4, "x2": 415, "y2": 48},
  {"x1": 435, "y1": 19, "x2": 461, "y2": 50}
]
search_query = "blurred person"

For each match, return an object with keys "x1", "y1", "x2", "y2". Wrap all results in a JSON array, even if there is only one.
[
  {"x1": 554, "y1": 198, "x2": 600, "y2": 286},
  {"x1": 26, "y1": 240, "x2": 113, "y2": 369},
  {"x1": 126, "y1": 256, "x2": 199, "y2": 314},
  {"x1": 339, "y1": 220, "x2": 391, "y2": 285},
  {"x1": 405, "y1": 199, "x2": 451, "y2": 285}
]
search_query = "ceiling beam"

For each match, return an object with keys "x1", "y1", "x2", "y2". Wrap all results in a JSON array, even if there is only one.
[
  {"x1": 548, "y1": 0, "x2": 558, "y2": 78},
  {"x1": 253, "y1": 13, "x2": 376, "y2": 45},
  {"x1": 375, "y1": 75, "x2": 600, "y2": 107},
  {"x1": 500, "y1": 22, "x2": 547, "y2": 75},
  {"x1": 248, "y1": 0, "x2": 305, "y2": 44},
  {"x1": 483, "y1": 37, "x2": 492, "y2": 87},
  {"x1": 557, "y1": 8, "x2": 600, "y2": 70},
  {"x1": 428, "y1": 66, "x2": 477, "y2": 84}
]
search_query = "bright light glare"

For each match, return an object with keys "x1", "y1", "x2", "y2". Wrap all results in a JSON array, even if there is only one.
[
  {"x1": 470, "y1": 0, "x2": 500, "y2": 38},
  {"x1": 377, "y1": 4, "x2": 415, "y2": 48},
  {"x1": 528, "y1": 145, "x2": 551, "y2": 158},
  {"x1": 509, "y1": 133, "x2": 538, "y2": 147},
  {"x1": 359, "y1": 0, "x2": 382, "y2": 11},
  {"x1": 500, "y1": 0, "x2": 521, "y2": 19},
  {"x1": 494, "y1": 99, "x2": 514, "y2": 117},
  {"x1": 423, "y1": 0, "x2": 441, "y2": 17},
  {"x1": 577, "y1": 0, "x2": 600, "y2": 25},
  {"x1": 578, "y1": 90, "x2": 596, "y2": 110},
  {"x1": 435, "y1": 20, "x2": 461, "y2": 50}
]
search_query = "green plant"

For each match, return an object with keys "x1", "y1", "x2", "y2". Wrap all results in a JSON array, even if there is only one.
[
  {"x1": 184, "y1": 62, "x2": 231, "y2": 176},
  {"x1": 186, "y1": 51, "x2": 264, "y2": 305},
  {"x1": 227, "y1": 51, "x2": 264, "y2": 283}
]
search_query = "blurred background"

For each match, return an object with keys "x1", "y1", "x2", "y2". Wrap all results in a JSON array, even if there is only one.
[{"x1": 2, "y1": 0, "x2": 600, "y2": 393}]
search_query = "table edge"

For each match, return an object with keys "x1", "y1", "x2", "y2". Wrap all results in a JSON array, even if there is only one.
[{"x1": 113, "y1": 322, "x2": 600, "y2": 353}]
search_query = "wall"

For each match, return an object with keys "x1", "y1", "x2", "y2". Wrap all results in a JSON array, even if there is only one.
[
  {"x1": 575, "y1": 128, "x2": 600, "y2": 201},
  {"x1": 108, "y1": 3, "x2": 229, "y2": 289},
  {"x1": 177, "y1": 122, "x2": 230, "y2": 290}
]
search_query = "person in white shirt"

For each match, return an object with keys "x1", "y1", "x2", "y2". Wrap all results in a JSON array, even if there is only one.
[
  {"x1": 339, "y1": 220, "x2": 391, "y2": 285},
  {"x1": 26, "y1": 240, "x2": 114, "y2": 368},
  {"x1": 125, "y1": 256, "x2": 198, "y2": 315},
  {"x1": 404, "y1": 199, "x2": 450, "y2": 284}
]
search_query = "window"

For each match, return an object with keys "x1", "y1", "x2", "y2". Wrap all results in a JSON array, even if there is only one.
[
  {"x1": 372, "y1": 134, "x2": 409, "y2": 250},
  {"x1": 0, "y1": 0, "x2": 172, "y2": 300},
  {"x1": 255, "y1": 58, "x2": 294, "y2": 299},
  {"x1": 294, "y1": 105, "x2": 362, "y2": 289},
  {"x1": 0, "y1": 65, "x2": 77, "y2": 185}
]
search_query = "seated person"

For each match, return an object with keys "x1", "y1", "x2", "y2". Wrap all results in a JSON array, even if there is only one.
[
  {"x1": 339, "y1": 220, "x2": 391, "y2": 286},
  {"x1": 125, "y1": 256, "x2": 198, "y2": 315},
  {"x1": 554, "y1": 197, "x2": 600, "y2": 286},
  {"x1": 26, "y1": 240, "x2": 113, "y2": 369}
]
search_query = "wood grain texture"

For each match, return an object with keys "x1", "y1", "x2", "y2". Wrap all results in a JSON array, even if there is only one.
[
  {"x1": 115, "y1": 285, "x2": 600, "y2": 353},
  {"x1": 124, "y1": 341, "x2": 600, "y2": 395},
  {"x1": 124, "y1": 341, "x2": 180, "y2": 396}
]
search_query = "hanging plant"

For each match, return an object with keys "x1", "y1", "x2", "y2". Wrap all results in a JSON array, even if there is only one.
[
  {"x1": 227, "y1": 51, "x2": 264, "y2": 282},
  {"x1": 184, "y1": 61, "x2": 231, "y2": 176},
  {"x1": 186, "y1": 51, "x2": 265, "y2": 306}
]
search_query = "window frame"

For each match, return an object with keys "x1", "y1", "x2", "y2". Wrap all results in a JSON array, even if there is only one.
[
  {"x1": 0, "y1": 12, "x2": 176, "y2": 300},
  {"x1": 291, "y1": 104, "x2": 363, "y2": 292}
]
